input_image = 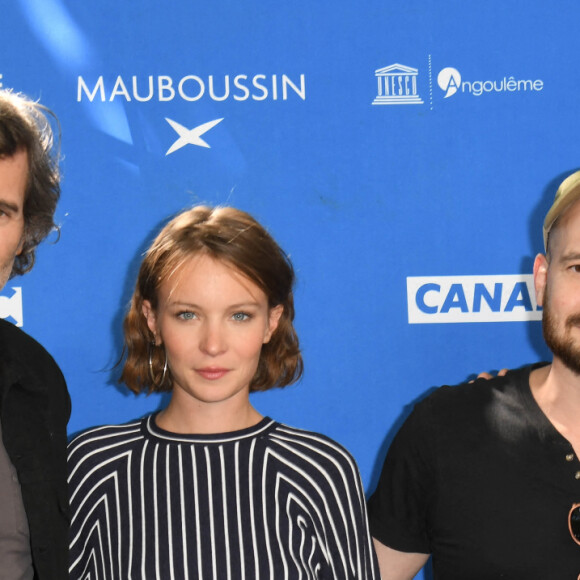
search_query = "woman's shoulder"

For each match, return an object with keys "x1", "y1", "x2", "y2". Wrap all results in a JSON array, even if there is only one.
[
  {"x1": 67, "y1": 416, "x2": 145, "y2": 465},
  {"x1": 267, "y1": 421, "x2": 360, "y2": 470}
]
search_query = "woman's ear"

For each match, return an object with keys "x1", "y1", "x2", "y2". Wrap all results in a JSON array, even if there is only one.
[
  {"x1": 264, "y1": 305, "x2": 284, "y2": 343},
  {"x1": 142, "y1": 300, "x2": 160, "y2": 344}
]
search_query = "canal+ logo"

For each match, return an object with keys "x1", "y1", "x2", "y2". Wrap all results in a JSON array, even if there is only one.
[{"x1": 407, "y1": 275, "x2": 542, "y2": 324}]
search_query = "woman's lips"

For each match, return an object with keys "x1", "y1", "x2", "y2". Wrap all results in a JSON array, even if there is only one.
[{"x1": 196, "y1": 368, "x2": 230, "y2": 380}]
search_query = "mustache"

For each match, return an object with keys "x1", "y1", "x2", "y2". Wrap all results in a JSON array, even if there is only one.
[{"x1": 566, "y1": 314, "x2": 580, "y2": 327}]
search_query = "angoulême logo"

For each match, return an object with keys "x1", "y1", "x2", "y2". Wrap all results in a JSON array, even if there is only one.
[
  {"x1": 407, "y1": 275, "x2": 542, "y2": 324},
  {"x1": 436, "y1": 67, "x2": 543, "y2": 98},
  {"x1": 438, "y1": 67, "x2": 461, "y2": 98}
]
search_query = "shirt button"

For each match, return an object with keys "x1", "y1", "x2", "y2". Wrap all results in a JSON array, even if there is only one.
[
  {"x1": 566, "y1": 453, "x2": 575, "y2": 462},
  {"x1": 575, "y1": 471, "x2": 580, "y2": 480}
]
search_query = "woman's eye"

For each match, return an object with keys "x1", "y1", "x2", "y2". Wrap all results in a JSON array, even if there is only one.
[
  {"x1": 178, "y1": 311, "x2": 196, "y2": 320},
  {"x1": 232, "y1": 312, "x2": 250, "y2": 322}
]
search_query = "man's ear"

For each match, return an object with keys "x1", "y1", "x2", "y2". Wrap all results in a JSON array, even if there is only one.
[
  {"x1": 533, "y1": 254, "x2": 548, "y2": 308},
  {"x1": 16, "y1": 234, "x2": 25, "y2": 256},
  {"x1": 142, "y1": 300, "x2": 160, "y2": 344}
]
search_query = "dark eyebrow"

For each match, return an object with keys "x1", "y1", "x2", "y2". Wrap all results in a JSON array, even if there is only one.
[
  {"x1": 559, "y1": 252, "x2": 580, "y2": 263},
  {"x1": 0, "y1": 199, "x2": 21, "y2": 214}
]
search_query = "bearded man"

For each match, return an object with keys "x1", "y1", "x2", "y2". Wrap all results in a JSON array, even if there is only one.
[{"x1": 368, "y1": 171, "x2": 580, "y2": 579}]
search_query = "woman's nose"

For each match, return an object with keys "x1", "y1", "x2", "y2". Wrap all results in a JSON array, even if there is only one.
[{"x1": 199, "y1": 322, "x2": 226, "y2": 356}]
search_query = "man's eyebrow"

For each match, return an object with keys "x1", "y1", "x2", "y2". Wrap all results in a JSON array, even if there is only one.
[
  {"x1": 0, "y1": 199, "x2": 20, "y2": 214},
  {"x1": 559, "y1": 252, "x2": 580, "y2": 262}
]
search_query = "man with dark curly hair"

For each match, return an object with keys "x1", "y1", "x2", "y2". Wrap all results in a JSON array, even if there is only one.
[{"x1": 0, "y1": 88, "x2": 70, "y2": 580}]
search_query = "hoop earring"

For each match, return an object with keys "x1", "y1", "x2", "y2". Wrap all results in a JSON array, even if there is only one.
[{"x1": 148, "y1": 341, "x2": 168, "y2": 388}]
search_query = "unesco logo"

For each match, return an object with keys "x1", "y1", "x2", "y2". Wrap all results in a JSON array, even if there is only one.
[
  {"x1": 406, "y1": 275, "x2": 542, "y2": 324},
  {"x1": 372, "y1": 64, "x2": 423, "y2": 105}
]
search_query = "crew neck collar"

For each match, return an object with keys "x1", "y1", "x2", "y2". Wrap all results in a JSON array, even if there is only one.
[{"x1": 142, "y1": 413, "x2": 277, "y2": 444}]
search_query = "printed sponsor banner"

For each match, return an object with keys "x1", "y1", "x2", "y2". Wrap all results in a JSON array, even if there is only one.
[
  {"x1": 0, "y1": 287, "x2": 23, "y2": 327},
  {"x1": 373, "y1": 58, "x2": 544, "y2": 110},
  {"x1": 77, "y1": 74, "x2": 307, "y2": 103},
  {"x1": 407, "y1": 275, "x2": 542, "y2": 324},
  {"x1": 1, "y1": 1, "x2": 574, "y2": 512}
]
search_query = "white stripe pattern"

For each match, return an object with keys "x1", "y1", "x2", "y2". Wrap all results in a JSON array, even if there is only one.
[{"x1": 68, "y1": 415, "x2": 379, "y2": 579}]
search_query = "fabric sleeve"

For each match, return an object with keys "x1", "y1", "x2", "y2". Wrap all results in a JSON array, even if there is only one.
[
  {"x1": 67, "y1": 422, "x2": 139, "y2": 579},
  {"x1": 320, "y1": 441, "x2": 382, "y2": 579},
  {"x1": 67, "y1": 434, "x2": 84, "y2": 579},
  {"x1": 367, "y1": 397, "x2": 437, "y2": 554},
  {"x1": 341, "y1": 452, "x2": 381, "y2": 579},
  {"x1": 281, "y1": 428, "x2": 382, "y2": 579},
  {"x1": 67, "y1": 431, "x2": 102, "y2": 580}
]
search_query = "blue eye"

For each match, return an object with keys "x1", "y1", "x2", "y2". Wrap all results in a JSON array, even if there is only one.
[
  {"x1": 232, "y1": 312, "x2": 250, "y2": 322},
  {"x1": 178, "y1": 311, "x2": 197, "y2": 320}
]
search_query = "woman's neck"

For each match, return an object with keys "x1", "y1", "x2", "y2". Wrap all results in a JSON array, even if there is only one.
[{"x1": 155, "y1": 393, "x2": 263, "y2": 435}]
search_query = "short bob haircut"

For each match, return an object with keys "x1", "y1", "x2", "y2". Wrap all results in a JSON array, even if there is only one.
[
  {"x1": 0, "y1": 89, "x2": 61, "y2": 276},
  {"x1": 121, "y1": 206, "x2": 303, "y2": 394}
]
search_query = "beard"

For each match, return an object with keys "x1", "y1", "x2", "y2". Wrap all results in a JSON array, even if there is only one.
[
  {"x1": 542, "y1": 284, "x2": 580, "y2": 375},
  {"x1": 0, "y1": 259, "x2": 15, "y2": 293}
]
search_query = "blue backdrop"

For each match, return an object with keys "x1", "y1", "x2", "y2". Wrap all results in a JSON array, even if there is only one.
[{"x1": 2, "y1": 2, "x2": 576, "y2": 576}]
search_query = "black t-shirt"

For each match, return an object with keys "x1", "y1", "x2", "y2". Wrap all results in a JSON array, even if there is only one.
[{"x1": 368, "y1": 365, "x2": 580, "y2": 579}]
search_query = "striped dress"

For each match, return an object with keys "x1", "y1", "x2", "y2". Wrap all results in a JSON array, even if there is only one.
[{"x1": 68, "y1": 415, "x2": 379, "y2": 579}]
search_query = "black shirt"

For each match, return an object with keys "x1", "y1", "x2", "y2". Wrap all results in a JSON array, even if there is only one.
[{"x1": 368, "y1": 365, "x2": 580, "y2": 579}]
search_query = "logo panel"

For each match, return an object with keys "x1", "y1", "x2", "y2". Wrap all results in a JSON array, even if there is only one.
[
  {"x1": 372, "y1": 63, "x2": 424, "y2": 105},
  {"x1": 372, "y1": 57, "x2": 544, "y2": 109},
  {"x1": 0, "y1": 287, "x2": 23, "y2": 327},
  {"x1": 165, "y1": 117, "x2": 223, "y2": 154},
  {"x1": 77, "y1": 74, "x2": 306, "y2": 103},
  {"x1": 437, "y1": 67, "x2": 461, "y2": 98},
  {"x1": 407, "y1": 275, "x2": 542, "y2": 324},
  {"x1": 76, "y1": 73, "x2": 307, "y2": 154}
]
